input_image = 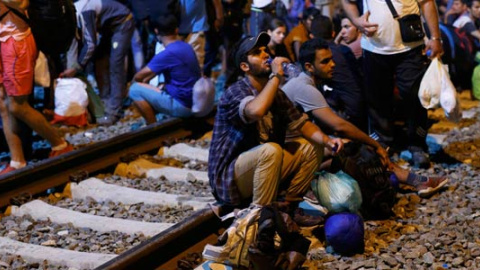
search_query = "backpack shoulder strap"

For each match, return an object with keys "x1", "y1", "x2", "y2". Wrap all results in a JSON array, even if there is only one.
[
  {"x1": 6, "y1": 6, "x2": 30, "y2": 25},
  {"x1": 0, "y1": 10, "x2": 10, "y2": 22}
]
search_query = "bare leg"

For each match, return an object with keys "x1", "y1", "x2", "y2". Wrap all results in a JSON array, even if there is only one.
[
  {"x1": 388, "y1": 163, "x2": 410, "y2": 184},
  {"x1": 0, "y1": 86, "x2": 25, "y2": 164},
  {"x1": 133, "y1": 100, "x2": 157, "y2": 124},
  {"x1": 8, "y1": 95, "x2": 65, "y2": 147}
]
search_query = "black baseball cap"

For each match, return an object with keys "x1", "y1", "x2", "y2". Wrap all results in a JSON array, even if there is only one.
[{"x1": 235, "y1": 32, "x2": 270, "y2": 67}]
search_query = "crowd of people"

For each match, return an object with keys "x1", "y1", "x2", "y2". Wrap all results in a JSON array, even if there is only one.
[{"x1": 0, "y1": 0, "x2": 461, "y2": 219}]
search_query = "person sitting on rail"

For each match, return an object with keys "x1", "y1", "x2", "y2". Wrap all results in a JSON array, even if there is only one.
[
  {"x1": 282, "y1": 38, "x2": 449, "y2": 197},
  {"x1": 128, "y1": 15, "x2": 201, "y2": 124},
  {"x1": 0, "y1": 0, "x2": 73, "y2": 175},
  {"x1": 208, "y1": 32, "x2": 343, "y2": 215}
]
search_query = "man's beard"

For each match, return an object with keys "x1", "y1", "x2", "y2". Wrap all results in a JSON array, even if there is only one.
[{"x1": 248, "y1": 63, "x2": 270, "y2": 78}]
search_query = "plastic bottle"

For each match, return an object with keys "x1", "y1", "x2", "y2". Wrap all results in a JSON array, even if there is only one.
[{"x1": 267, "y1": 58, "x2": 301, "y2": 79}]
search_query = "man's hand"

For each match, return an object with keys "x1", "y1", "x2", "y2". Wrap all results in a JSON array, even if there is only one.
[
  {"x1": 59, "y1": 68, "x2": 77, "y2": 78},
  {"x1": 270, "y1": 56, "x2": 290, "y2": 77},
  {"x1": 214, "y1": 17, "x2": 224, "y2": 32},
  {"x1": 375, "y1": 146, "x2": 391, "y2": 167},
  {"x1": 326, "y1": 137, "x2": 344, "y2": 155},
  {"x1": 352, "y1": 11, "x2": 378, "y2": 37},
  {"x1": 425, "y1": 39, "x2": 444, "y2": 59}
]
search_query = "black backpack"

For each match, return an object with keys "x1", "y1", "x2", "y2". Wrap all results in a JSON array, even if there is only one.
[
  {"x1": 334, "y1": 142, "x2": 397, "y2": 220},
  {"x1": 2, "y1": 0, "x2": 76, "y2": 55}
]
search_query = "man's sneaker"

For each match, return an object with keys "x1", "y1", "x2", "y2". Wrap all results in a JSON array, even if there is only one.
[
  {"x1": 49, "y1": 144, "x2": 74, "y2": 158},
  {"x1": 96, "y1": 115, "x2": 118, "y2": 126},
  {"x1": 303, "y1": 190, "x2": 319, "y2": 204},
  {"x1": 416, "y1": 176, "x2": 449, "y2": 197},
  {"x1": 408, "y1": 146, "x2": 431, "y2": 169},
  {"x1": 0, "y1": 165, "x2": 16, "y2": 175}
]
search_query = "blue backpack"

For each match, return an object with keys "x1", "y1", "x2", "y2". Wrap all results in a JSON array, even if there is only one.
[{"x1": 325, "y1": 212, "x2": 365, "y2": 255}]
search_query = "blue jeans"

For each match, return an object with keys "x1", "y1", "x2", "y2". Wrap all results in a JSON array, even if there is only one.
[{"x1": 129, "y1": 82, "x2": 192, "y2": 117}]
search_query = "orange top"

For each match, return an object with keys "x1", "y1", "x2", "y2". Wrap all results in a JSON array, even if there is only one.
[
  {"x1": 0, "y1": 2, "x2": 30, "y2": 42},
  {"x1": 283, "y1": 23, "x2": 309, "y2": 62}
]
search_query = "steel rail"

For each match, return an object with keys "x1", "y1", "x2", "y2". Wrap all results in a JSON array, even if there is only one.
[
  {"x1": 0, "y1": 116, "x2": 223, "y2": 270},
  {"x1": 96, "y1": 208, "x2": 223, "y2": 269},
  {"x1": 0, "y1": 118, "x2": 190, "y2": 208}
]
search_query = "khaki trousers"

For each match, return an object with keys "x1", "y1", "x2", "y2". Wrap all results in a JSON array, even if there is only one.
[{"x1": 234, "y1": 137, "x2": 323, "y2": 205}]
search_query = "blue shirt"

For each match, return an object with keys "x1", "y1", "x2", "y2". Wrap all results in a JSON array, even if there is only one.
[
  {"x1": 208, "y1": 77, "x2": 307, "y2": 206},
  {"x1": 147, "y1": 40, "x2": 201, "y2": 108},
  {"x1": 178, "y1": 0, "x2": 209, "y2": 34}
]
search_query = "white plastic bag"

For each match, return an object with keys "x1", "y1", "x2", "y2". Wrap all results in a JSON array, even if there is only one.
[
  {"x1": 54, "y1": 78, "x2": 88, "y2": 117},
  {"x1": 192, "y1": 77, "x2": 215, "y2": 117},
  {"x1": 419, "y1": 58, "x2": 462, "y2": 122},
  {"x1": 34, "y1": 51, "x2": 51, "y2": 87},
  {"x1": 439, "y1": 64, "x2": 462, "y2": 122},
  {"x1": 418, "y1": 58, "x2": 442, "y2": 109}
]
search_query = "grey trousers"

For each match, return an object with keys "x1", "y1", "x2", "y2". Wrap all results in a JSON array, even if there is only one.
[{"x1": 95, "y1": 18, "x2": 135, "y2": 118}]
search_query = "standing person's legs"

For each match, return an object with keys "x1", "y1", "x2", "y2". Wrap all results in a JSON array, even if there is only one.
[
  {"x1": 186, "y1": 32, "x2": 206, "y2": 70},
  {"x1": 95, "y1": 38, "x2": 111, "y2": 103},
  {"x1": 0, "y1": 84, "x2": 26, "y2": 167},
  {"x1": 363, "y1": 50, "x2": 396, "y2": 146},
  {"x1": 1, "y1": 35, "x2": 69, "y2": 155},
  {"x1": 131, "y1": 27, "x2": 145, "y2": 72},
  {"x1": 108, "y1": 19, "x2": 135, "y2": 120},
  {"x1": 395, "y1": 47, "x2": 429, "y2": 149},
  {"x1": 0, "y1": 45, "x2": 26, "y2": 168},
  {"x1": 8, "y1": 96, "x2": 65, "y2": 147},
  {"x1": 203, "y1": 29, "x2": 221, "y2": 77}
]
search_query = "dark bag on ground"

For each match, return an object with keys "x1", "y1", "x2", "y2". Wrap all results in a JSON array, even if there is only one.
[
  {"x1": 5, "y1": 0, "x2": 76, "y2": 55},
  {"x1": 202, "y1": 204, "x2": 311, "y2": 269},
  {"x1": 398, "y1": 14, "x2": 425, "y2": 43},
  {"x1": 332, "y1": 142, "x2": 396, "y2": 220}
]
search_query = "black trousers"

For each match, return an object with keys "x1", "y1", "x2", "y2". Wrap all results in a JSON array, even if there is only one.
[{"x1": 363, "y1": 46, "x2": 429, "y2": 149}]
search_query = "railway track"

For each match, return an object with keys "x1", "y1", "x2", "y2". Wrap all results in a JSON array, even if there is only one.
[
  {"x1": 1, "y1": 92, "x2": 478, "y2": 269},
  {"x1": 0, "y1": 117, "x2": 225, "y2": 270}
]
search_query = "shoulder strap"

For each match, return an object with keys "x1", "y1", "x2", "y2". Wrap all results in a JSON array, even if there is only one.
[
  {"x1": 5, "y1": 6, "x2": 30, "y2": 25},
  {"x1": 384, "y1": 0, "x2": 399, "y2": 19},
  {"x1": 0, "y1": 10, "x2": 10, "y2": 22}
]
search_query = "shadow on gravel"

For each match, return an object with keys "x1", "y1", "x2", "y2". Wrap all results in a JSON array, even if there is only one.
[{"x1": 430, "y1": 148, "x2": 463, "y2": 165}]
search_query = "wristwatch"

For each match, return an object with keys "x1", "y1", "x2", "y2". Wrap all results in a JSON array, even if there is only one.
[{"x1": 269, "y1": 72, "x2": 282, "y2": 81}]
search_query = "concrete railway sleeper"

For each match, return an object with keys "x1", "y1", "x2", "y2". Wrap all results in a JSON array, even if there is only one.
[
  {"x1": 0, "y1": 93, "x2": 478, "y2": 269},
  {"x1": 0, "y1": 117, "x2": 222, "y2": 269}
]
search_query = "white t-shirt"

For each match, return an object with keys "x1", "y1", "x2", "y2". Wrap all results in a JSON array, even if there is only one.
[
  {"x1": 453, "y1": 13, "x2": 472, "y2": 29},
  {"x1": 252, "y1": 0, "x2": 273, "y2": 8},
  {"x1": 361, "y1": 0, "x2": 425, "y2": 54}
]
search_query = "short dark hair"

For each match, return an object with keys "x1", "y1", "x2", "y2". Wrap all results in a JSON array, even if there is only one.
[
  {"x1": 303, "y1": 7, "x2": 320, "y2": 21},
  {"x1": 299, "y1": 38, "x2": 330, "y2": 71},
  {"x1": 263, "y1": 18, "x2": 286, "y2": 32},
  {"x1": 149, "y1": 15, "x2": 178, "y2": 36},
  {"x1": 310, "y1": 15, "x2": 333, "y2": 40},
  {"x1": 466, "y1": 0, "x2": 480, "y2": 8}
]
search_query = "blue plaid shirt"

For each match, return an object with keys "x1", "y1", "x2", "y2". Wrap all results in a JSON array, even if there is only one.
[{"x1": 208, "y1": 77, "x2": 307, "y2": 206}]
